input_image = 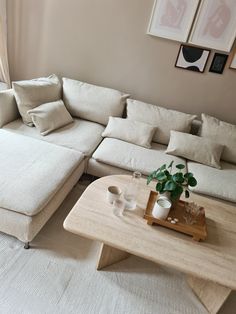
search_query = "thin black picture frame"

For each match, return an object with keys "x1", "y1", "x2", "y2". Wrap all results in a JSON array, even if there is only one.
[
  {"x1": 175, "y1": 44, "x2": 211, "y2": 73},
  {"x1": 209, "y1": 53, "x2": 228, "y2": 74}
]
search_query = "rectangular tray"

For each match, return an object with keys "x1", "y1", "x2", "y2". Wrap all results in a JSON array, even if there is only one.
[{"x1": 144, "y1": 191, "x2": 207, "y2": 241}]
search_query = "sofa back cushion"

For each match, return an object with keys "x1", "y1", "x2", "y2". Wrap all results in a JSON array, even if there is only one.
[
  {"x1": 200, "y1": 114, "x2": 236, "y2": 164},
  {"x1": 28, "y1": 100, "x2": 74, "y2": 136},
  {"x1": 0, "y1": 89, "x2": 19, "y2": 127},
  {"x1": 12, "y1": 74, "x2": 61, "y2": 126},
  {"x1": 166, "y1": 131, "x2": 224, "y2": 169},
  {"x1": 127, "y1": 99, "x2": 197, "y2": 145},
  {"x1": 62, "y1": 78, "x2": 129, "y2": 125},
  {"x1": 102, "y1": 117, "x2": 156, "y2": 148}
]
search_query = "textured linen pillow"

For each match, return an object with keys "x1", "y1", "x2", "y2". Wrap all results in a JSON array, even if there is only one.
[
  {"x1": 102, "y1": 117, "x2": 156, "y2": 148},
  {"x1": 62, "y1": 78, "x2": 129, "y2": 125},
  {"x1": 27, "y1": 100, "x2": 73, "y2": 136},
  {"x1": 0, "y1": 89, "x2": 19, "y2": 127},
  {"x1": 127, "y1": 99, "x2": 197, "y2": 145},
  {"x1": 200, "y1": 114, "x2": 236, "y2": 164},
  {"x1": 166, "y1": 131, "x2": 224, "y2": 169},
  {"x1": 12, "y1": 74, "x2": 61, "y2": 126}
]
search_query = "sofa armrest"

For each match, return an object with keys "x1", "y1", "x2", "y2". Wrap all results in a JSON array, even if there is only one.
[{"x1": 0, "y1": 89, "x2": 19, "y2": 127}]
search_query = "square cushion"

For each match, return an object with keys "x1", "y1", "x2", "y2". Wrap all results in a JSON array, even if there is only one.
[
  {"x1": 92, "y1": 138, "x2": 187, "y2": 176},
  {"x1": 200, "y1": 114, "x2": 236, "y2": 164},
  {"x1": 187, "y1": 161, "x2": 236, "y2": 203},
  {"x1": 3, "y1": 118, "x2": 105, "y2": 156},
  {"x1": 62, "y1": 78, "x2": 129, "y2": 125},
  {"x1": 28, "y1": 100, "x2": 73, "y2": 136},
  {"x1": 12, "y1": 74, "x2": 61, "y2": 126},
  {"x1": 127, "y1": 99, "x2": 197, "y2": 145},
  {"x1": 166, "y1": 131, "x2": 224, "y2": 169},
  {"x1": 0, "y1": 130, "x2": 83, "y2": 216},
  {"x1": 0, "y1": 89, "x2": 19, "y2": 127},
  {"x1": 102, "y1": 117, "x2": 156, "y2": 148}
]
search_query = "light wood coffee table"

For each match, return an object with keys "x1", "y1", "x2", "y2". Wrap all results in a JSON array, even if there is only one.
[{"x1": 64, "y1": 175, "x2": 236, "y2": 314}]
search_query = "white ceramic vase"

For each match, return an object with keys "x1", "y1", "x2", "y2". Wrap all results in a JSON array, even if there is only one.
[{"x1": 152, "y1": 198, "x2": 172, "y2": 220}]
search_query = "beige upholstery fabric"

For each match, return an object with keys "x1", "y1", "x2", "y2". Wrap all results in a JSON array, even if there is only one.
[
  {"x1": 12, "y1": 74, "x2": 61, "y2": 126},
  {"x1": 187, "y1": 161, "x2": 236, "y2": 203},
  {"x1": 62, "y1": 78, "x2": 129, "y2": 125},
  {"x1": 0, "y1": 82, "x2": 8, "y2": 91},
  {"x1": 28, "y1": 100, "x2": 73, "y2": 135},
  {"x1": 0, "y1": 89, "x2": 19, "y2": 127},
  {"x1": 200, "y1": 114, "x2": 236, "y2": 164},
  {"x1": 166, "y1": 131, "x2": 224, "y2": 169},
  {"x1": 127, "y1": 99, "x2": 196, "y2": 145},
  {"x1": 0, "y1": 161, "x2": 84, "y2": 242},
  {"x1": 0, "y1": 130, "x2": 84, "y2": 216},
  {"x1": 92, "y1": 138, "x2": 186, "y2": 175},
  {"x1": 3, "y1": 118, "x2": 104, "y2": 156},
  {"x1": 102, "y1": 117, "x2": 156, "y2": 148},
  {"x1": 87, "y1": 158, "x2": 132, "y2": 177}
]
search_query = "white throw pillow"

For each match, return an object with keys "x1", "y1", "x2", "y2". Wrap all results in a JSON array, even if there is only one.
[
  {"x1": 0, "y1": 89, "x2": 19, "y2": 127},
  {"x1": 62, "y1": 78, "x2": 129, "y2": 125},
  {"x1": 102, "y1": 117, "x2": 156, "y2": 148},
  {"x1": 28, "y1": 100, "x2": 73, "y2": 136},
  {"x1": 12, "y1": 74, "x2": 61, "y2": 126},
  {"x1": 127, "y1": 99, "x2": 197, "y2": 145},
  {"x1": 166, "y1": 131, "x2": 224, "y2": 169},
  {"x1": 200, "y1": 114, "x2": 236, "y2": 164}
]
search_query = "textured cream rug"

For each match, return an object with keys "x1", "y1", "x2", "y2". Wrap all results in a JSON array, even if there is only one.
[{"x1": 0, "y1": 175, "x2": 235, "y2": 314}]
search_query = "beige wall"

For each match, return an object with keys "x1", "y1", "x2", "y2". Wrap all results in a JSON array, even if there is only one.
[{"x1": 7, "y1": 0, "x2": 236, "y2": 124}]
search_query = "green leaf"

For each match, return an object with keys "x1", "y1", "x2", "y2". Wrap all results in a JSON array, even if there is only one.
[
  {"x1": 184, "y1": 172, "x2": 193, "y2": 179},
  {"x1": 172, "y1": 173, "x2": 184, "y2": 184},
  {"x1": 160, "y1": 164, "x2": 166, "y2": 171},
  {"x1": 147, "y1": 175, "x2": 153, "y2": 185},
  {"x1": 171, "y1": 185, "x2": 183, "y2": 200},
  {"x1": 156, "y1": 182, "x2": 163, "y2": 192},
  {"x1": 164, "y1": 169, "x2": 170, "y2": 176},
  {"x1": 185, "y1": 190, "x2": 190, "y2": 198},
  {"x1": 188, "y1": 177, "x2": 197, "y2": 187},
  {"x1": 168, "y1": 160, "x2": 174, "y2": 168},
  {"x1": 164, "y1": 181, "x2": 176, "y2": 191},
  {"x1": 156, "y1": 172, "x2": 167, "y2": 181},
  {"x1": 176, "y1": 164, "x2": 185, "y2": 170}
]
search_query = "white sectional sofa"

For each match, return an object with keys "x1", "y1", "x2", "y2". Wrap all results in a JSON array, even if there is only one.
[{"x1": 0, "y1": 75, "x2": 235, "y2": 246}]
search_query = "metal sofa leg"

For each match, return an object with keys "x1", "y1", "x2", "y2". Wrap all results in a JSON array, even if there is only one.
[{"x1": 24, "y1": 242, "x2": 30, "y2": 249}]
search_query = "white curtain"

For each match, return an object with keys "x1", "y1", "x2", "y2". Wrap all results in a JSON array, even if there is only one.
[{"x1": 0, "y1": 0, "x2": 10, "y2": 87}]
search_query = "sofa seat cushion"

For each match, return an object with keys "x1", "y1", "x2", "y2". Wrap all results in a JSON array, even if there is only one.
[
  {"x1": 187, "y1": 161, "x2": 236, "y2": 203},
  {"x1": 92, "y1": 138, "x2": 187, "y2": 176},
  {"x1": 0, "y1": 130, "x2": 84, "y2": 216},
  {"x1": 3, "y1": 118, "x2": 105, "y2": 156}
]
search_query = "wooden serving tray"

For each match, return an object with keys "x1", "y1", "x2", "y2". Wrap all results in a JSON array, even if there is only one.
[{"x1": 144, "y1": 191, "x2": 207, "y2": 241}]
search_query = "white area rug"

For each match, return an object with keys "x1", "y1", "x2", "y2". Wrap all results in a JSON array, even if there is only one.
[{"x1": 0, "y1": 176, "x2": 235, "y2": 314}]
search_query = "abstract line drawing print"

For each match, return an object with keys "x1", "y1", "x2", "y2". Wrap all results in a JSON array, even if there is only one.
[
  {"x1": 147, "y1": 0, "x2": 200, "y2": 42},
  {"x1": 159, "y1": 0, "x2": 187, "y2": 29},
  {"x1": 189, "y1": 0, "x2": 236, "y2": 52},
  {"x1": 203, "y1": 0, "x2": 231, "y2": 38}
]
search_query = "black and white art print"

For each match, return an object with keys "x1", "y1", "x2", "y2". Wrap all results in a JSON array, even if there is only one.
[{"x1": 175, "y1": 45, "x2": 210, "y2": 73}]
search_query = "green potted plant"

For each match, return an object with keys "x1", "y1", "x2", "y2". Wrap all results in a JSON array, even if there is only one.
[{"x1": 147, "y1": 161, "x2": 197, "y2": 203}]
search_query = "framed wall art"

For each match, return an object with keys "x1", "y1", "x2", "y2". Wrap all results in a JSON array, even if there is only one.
[
  {"x1": 229, "y1": 51, "x2": 236, "y2": 69},
  {"x1": 209, "y1": 53, "x2": 228, "y2": 74},
  {"x1": 147, "y1": 0, "x2": 200, "y2": 42},
  {"x1": 175, "y1": 44, "x2": 210, "y2": 73},
  {"x1": 189, "y1": 0, "x2": 236, "y2": 52}
]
